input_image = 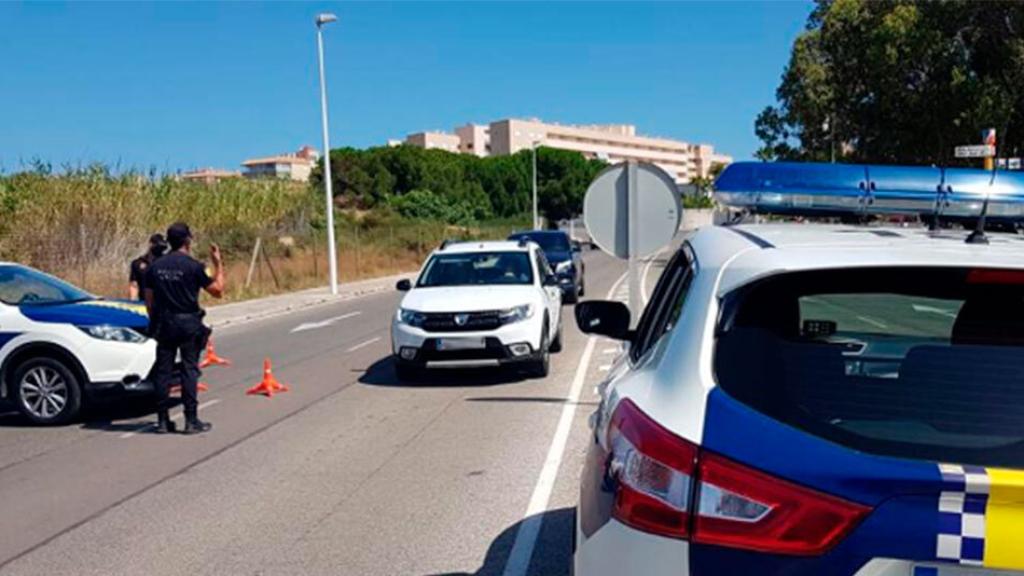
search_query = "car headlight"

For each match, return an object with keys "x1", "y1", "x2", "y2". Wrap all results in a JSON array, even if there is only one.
[
  {"x1": 499, "y1": 304, "x2": 535, "y2": 325},
  {"x1": 555, "y1": 260, "x2": 574, "y2": 275},
  {"x1": 78, "y1": 325, "x2": 146, "y2": 344},
  {"x1": 397, "y1": 308, "x2": 426, "y2": 327}
]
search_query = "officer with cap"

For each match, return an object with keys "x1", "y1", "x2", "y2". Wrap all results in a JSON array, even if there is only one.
[
  {"x1": 128, "y1": 233, "x2": 168, "y2": 301},
  {"x1": 144, "y1": 222, "x2": 224, "y2": 434}
]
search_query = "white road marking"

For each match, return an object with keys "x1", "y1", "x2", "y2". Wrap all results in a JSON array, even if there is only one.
[
  {"x1": 856, "y1": 315, "x2": 889, "y2": 330},
  {"x1": 119, "y1": 398, "x2": 222, "y2": 439},
  {"x1": 598, "y1": 364, "x2": 612, "y2": 372},
  {"x1": 912, "y1": 303, "x2": 958, "y2": 319},
  {"x1": 601, "y1": 348, "x2": 618, "y2": 355},
  {"x1": 502, "y1": 271, "x2": 628, "y2": 576},
  {"x1": 346, "y1": 336, "x2": 382, "y2": 353},
  {"x1": 289, "y1": 311, "x2": 361, "y2": 334}
]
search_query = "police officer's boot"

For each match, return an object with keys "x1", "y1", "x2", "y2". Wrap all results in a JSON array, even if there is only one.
[
  {"x1": 182, "y1": 416, "x2": 212, "y2": 435},
  {"x1": 155, "y1": 409, "x2": 176, "y2": 434}
]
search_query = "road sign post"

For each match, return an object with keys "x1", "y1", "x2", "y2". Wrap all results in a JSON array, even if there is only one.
[{"x1": 583, "y1": 161, "x2": 681, "y2": 320}]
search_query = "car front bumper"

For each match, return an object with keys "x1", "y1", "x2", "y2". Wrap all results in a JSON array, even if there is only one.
[{"x1": 392, "y1": 316, "x2": 544, "y2": 369}]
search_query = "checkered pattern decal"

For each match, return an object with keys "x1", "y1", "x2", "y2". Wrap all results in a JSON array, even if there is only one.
[{"x1": 936, "y1": 463, "x2": 990, "y2": 566}]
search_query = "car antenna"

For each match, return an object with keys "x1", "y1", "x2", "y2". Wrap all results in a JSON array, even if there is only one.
[{"x1": 965, "y1": 166, "x2": 998, "y2": 245}]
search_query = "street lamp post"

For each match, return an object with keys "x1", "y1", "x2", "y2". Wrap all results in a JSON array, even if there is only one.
[
  {"x1": 316, "y1": 13, "x2": 339, "y2": 295},
  {"x1": 531, "y1": 140, "x2": 541, "y2": 230}
]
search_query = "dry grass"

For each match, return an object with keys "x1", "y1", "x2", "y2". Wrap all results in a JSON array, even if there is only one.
[{"x1": 0, "y1": 170, "x2": 528, "y2": 303}]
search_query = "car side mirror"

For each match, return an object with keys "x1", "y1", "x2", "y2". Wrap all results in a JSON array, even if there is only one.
[
  {"x1": 543, "y1": 275, "x2": 559, "y2": 287},
  {"x1": 575, "y1": 300, "x2": 633, "y2": 341},
  {"x1": 571, "y1": 241, "x2": 582, "y2": 253},
  {"x1": 396, "y1": 279, "x2": 412, "y2": 292}
]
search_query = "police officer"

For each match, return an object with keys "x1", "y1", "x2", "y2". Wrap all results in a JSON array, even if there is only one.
[
  {"x1": 144, "y1": 222, "x2": 224, "y2": 434},
  {"x1": 128, "y1": 233, "x2": 168, "y2": 301}
]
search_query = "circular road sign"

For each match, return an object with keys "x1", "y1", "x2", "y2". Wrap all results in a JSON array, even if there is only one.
[{"x1": 583, "y1": 162, "x2": 681, "y2": 260}]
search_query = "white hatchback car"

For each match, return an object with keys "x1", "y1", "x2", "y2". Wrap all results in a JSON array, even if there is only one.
[
  {"x1": 0, "y1": 263, "x2": 156, "y2": 424},
  {"x1": 391, "y1": 240, "x2": 563, "y2": 380}
]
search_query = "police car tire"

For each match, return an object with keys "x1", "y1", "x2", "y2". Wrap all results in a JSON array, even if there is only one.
[{"x1": 13, "y1": 357, "x2": 82, "y2": 426}]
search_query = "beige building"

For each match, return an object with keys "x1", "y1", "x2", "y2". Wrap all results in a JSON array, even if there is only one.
[
  {"x1": 179, "y1": 168, "x2": 241, "y2": 185},
  {"x1": 405, "y1": 131, "x2": 461, "y2": 153},
  {"x1": 395, "y1": 118, "x2": 731, "y2": 183},
  {"x1": 241, "y1": 146, "x2": 320, "y2": 182}
]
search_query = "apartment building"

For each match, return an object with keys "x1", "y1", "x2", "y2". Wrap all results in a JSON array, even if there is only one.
[
  {"x1": 405, "y1": 131, "x2": 461, "y2": 153},
  {"x1": 396, "y1": 118, "x2": 731, "y2": 183},
  {"x1": 241, "y1": 146, "x2": 320, "y2": 182}
]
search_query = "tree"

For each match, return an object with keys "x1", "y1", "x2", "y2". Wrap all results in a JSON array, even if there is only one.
[{"x1": 757, "y1": 0, "x2": 1024, "y2": 166}]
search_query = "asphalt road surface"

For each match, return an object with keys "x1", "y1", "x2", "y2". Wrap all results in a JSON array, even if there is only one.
[{"x1": 0, "y1": 248, "x2": 648, "y2": 576}]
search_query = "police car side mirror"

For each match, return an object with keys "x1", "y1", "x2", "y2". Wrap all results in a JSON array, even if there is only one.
[
  {"x1": 543, "y1": 275, "x2": 559, "y2": 287},
  {"x1": 396, "y1": 279, "x2": 412, "y2": 292},
  {"x1": 575, "y1": 300, "x2": 633, "y2": 342}
]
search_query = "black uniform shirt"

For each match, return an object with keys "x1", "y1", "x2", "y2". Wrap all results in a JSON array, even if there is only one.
[
  {"x1": 129, "y1": 255, "x2": 153, "y2": 299},
  {"x1": 144, "y1": 251, "x2": 212, "y2": 316}
]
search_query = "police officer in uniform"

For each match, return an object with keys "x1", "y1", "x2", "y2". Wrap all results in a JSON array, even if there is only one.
[
  {"x1": 128, "y1": 233, "x2": 168, "y2": 301},
  {"x1": 144, "y1": 223, "x2": 224, "y2": 434}
]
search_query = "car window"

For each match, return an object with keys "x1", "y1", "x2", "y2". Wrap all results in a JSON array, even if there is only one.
[
  {"x1": 630, "y1": 245, "x2": 695, "y2": 363},
  {"x1": 715, "y1": 266, "x2": 1024, "y2": 468},
  {"x1": 535, "y1": 250, "x2": 552, "y2": 280},
  {"x1": 0, "y1": 265, "x2": 92, "y2": 305},
  {"x1": 417, "y1": 252, "x2": 533, "y2": 287}
]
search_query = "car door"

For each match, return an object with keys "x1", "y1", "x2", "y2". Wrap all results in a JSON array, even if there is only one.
[{"x1": 534, "y1": 249, "x2": 561, "y2": 336}]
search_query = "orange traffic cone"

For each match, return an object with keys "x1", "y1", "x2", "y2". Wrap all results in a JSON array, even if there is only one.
[
  {"x1": 200, "y1": 339, "x2": 232, "y2": 369},
  {"x1": 246, "y1": 358, "x2": 289, "y2": 397}
]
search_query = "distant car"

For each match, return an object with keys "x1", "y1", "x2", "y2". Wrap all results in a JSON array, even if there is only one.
[
  {"x1": 391, "y1": 240, "x2": 563, "y2": 381},
  {"x1": 507, "y1": 230, "x2": 585, "y2": 303},
  {"x1": 0, "y1": 264, "x2": 155, "y2": 424}
]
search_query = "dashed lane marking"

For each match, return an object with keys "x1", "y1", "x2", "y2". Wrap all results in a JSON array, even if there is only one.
[{"x1": 345, "y1": 336, "x2": 382, "y2": 353}]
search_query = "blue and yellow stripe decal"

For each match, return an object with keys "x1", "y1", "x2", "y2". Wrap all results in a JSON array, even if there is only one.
[{"x1": 935, "y1": 463, "x2": 1024, "y2": 570}]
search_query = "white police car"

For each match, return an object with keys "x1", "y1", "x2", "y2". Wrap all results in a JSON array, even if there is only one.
[
  {"x1": 392, "y1": 239, "x2": 563, "y2": 380},
  {"x1": 574, "y1": 162, "x2": 1024, "y2": 575},
  {"x1": 0, "y1": 263, "x2": 155, "y2": 424}
]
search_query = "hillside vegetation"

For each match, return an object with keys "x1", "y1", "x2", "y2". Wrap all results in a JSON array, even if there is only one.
[{"x1": 0, "y1": 145, "x2": 602, "y2": 300}]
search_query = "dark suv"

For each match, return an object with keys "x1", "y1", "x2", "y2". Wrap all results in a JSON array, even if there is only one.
[{"x1": 507, "y1": 230, "x2": 585, "y2": 303}]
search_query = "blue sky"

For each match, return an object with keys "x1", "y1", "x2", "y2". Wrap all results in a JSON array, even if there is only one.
[{"x1": 0, "y1": 1, "x2": 812, "y2": 173}]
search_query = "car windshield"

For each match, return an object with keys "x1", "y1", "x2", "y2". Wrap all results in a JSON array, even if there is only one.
[
  {"x1": 0, "y1": 265, "x2": 93, "y2": 305},
  {"x1": 715, "y1": 266, "x2": 1024, "y2": 468},
  {"x1": 417, "y1": 252, "x2": 533, "y2": 287},
  {"x1": 513, "y1": 233, "x2": 570, "y2": 253}
]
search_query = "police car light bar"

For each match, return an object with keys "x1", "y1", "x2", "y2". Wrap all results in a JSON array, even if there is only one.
[{"x1": 714, "y1": 161, "x2": 1024, "y2": 223}]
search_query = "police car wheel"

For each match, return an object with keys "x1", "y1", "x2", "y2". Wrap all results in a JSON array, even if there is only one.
[{"x1": 13, "y1": 357, "x2": 82, "y2": 425}]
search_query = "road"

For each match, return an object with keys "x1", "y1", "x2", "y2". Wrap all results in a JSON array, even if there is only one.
[{"x1": 0, "y1": 249, "x2": 653, "y2": 576}]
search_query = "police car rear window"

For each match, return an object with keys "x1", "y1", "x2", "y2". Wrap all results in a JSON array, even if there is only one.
[{"x1": 715, "y1": 267, "x2": 1024, "y2": 468}]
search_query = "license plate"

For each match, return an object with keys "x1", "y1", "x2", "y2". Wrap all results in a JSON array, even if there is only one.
[{"x1": 437, "y1": 338, "x2": 486, "y2": 351}]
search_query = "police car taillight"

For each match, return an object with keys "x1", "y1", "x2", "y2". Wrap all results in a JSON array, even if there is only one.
[
  {"x1": 606, "y1": 399, "x2": 870, "y2": 554},
  {"x1": 693, "y1": 452, "x2": 870, "y2": 555},
  {"x1": 606, "y1": 398, "x2": 696, "y2": 538}
]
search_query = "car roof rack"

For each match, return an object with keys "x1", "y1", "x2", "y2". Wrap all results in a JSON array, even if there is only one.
[{"x1": 715, "y1": 161, "x2": 1020, "y2": 243}]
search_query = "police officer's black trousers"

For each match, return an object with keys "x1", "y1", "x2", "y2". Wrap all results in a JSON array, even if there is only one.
[{"x1": 153, "y1": 314, "x2": 206, "y2": 419}]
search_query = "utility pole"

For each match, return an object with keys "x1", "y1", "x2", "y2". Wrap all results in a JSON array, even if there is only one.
[
  {"x1": 316, "y1": 13, "x2": 339, "y2": 295},
  {"x1": 532, "y1": 140, "x2": 541, "y2": 230}
]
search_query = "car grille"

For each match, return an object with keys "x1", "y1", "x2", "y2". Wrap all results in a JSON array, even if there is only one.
[{"x1": 421, "y1": 311, "x2": 503, "y2": 333}]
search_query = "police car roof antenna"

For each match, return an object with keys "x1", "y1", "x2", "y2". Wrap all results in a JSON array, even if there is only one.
[{"x1": 965, "y1": 195, "x2": 991, "y2": 245}]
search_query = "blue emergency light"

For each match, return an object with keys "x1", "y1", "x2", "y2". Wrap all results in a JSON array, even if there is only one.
[{"x1": 714, "y1": 162, "x2": 1024, "y2": 223}]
